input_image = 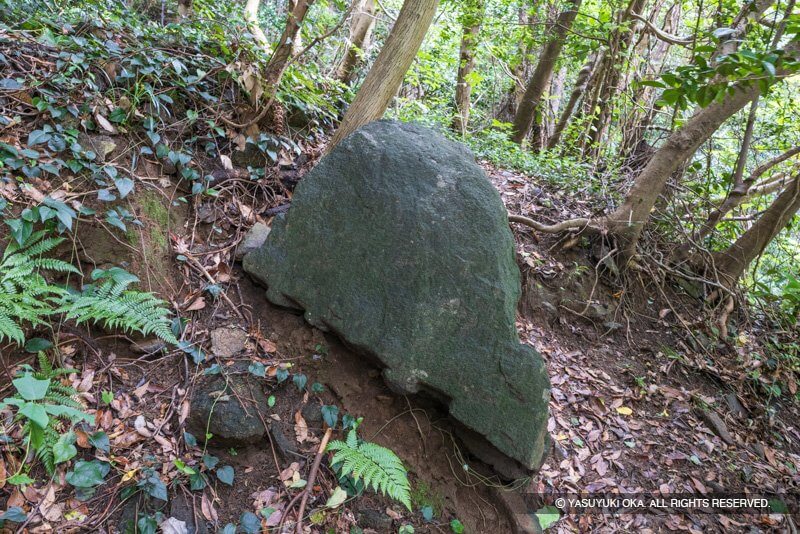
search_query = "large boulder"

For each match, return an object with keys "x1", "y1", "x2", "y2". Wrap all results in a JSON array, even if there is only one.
[{"x1": 244, "y1": 120, "x2": 550, "y2": 471}]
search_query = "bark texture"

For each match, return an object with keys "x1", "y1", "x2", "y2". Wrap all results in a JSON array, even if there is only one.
[
  {"x1": 264, "y1": 0, "x2": 316, "y2": 89},
  {"x1": 605, "y1": 81, "x2": 762, "y2": 255},
  {"x1": 714, "y1": 175, "x2": 800, "y2": 285},
  {"x1": 510, "y1": 0, "x2": 582, "y2": 144},
  {"x1": 336, "y1": 0, "x2": 378, "y2": 84},
  {"x1": 452, "y1": 0, "x2": 484, "y2": 135},
  {"x1": 329, "y1": 0, "x2": 440, "y2": 148}
]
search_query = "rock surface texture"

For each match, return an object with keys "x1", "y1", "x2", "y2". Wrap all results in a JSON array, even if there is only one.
[
  {"x1": 188, "y1": 370, "x2": 268, "y2": 447},
  {"x1": 244, "y1": 120, "x2": 550, "y2": 471}
]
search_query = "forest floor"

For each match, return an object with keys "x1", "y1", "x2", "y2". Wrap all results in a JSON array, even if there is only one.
[
  {"x1": 1, "y1": 32, "x2": 799, "y2": 533},
  {"x1": 4, "y1": 149, "x2": 799, "y2": 533}
]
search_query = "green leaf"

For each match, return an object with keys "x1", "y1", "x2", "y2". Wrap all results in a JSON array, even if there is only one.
[
  {"x1": 12, "y1": 374, "x2": 50, "y2": 400},
  {"x1": 534, "y1": 505, "x2": 560, "y2": 530},
  {"x1": 239, "y1": 511, "x2": 261, "y2": 534},
  {"x1": 184, "y1": 431, "x2": 197, "y2": 447},
  {"x1": 53, "y1": 431, "x2": 78, "y2": 464},
  {"x1": 66, "y1": 460, "x2": 110, "y2": 488},
  {"x1": 89, "y1": 431, "x2": 110, "y2": 453},
  {"x1": 19, "y1": 402, "x2": 48, "y2": 428},
  {"x1": 24, "y1": 338, "x2": 52, "y2": 353},
  {"x1": 109, "y1": 107, "x2": 127, "y2": 123},
  {"x1": 421, "y1": 505, "x2": 434, "y2": 521},
  {"x1": 321, "y1": 405, "x2": 339, "y2": 428},
  {"x1": 217, "y1": 465, "x2": 234, "y2": 485},
  {"x1": 27, "y1": 129, "x2": 52, "y2": 146},
  {"x1": 450, "y1": 519, "x2": 465, "y2": 533},
  {"x1": 189, "y1": 472, "x2": 207, "y2": 491},
  {"x1": 114, "y1": 177, "x2": 134, "y2": 198},
  {"x1": 44, "y1": 404, "x2": 94, "y2": 425},
  {"x1": 248, "y1": 362, "x2": 266, "y2": 377},
  {"x1": 293, "y1": 373, "x2": 307, "y2": 391},
  {"x1": 6, "y1": 473, "x2": 35, "y2": 486},
  {"x1": 0, "y1": 506, "x2": 27, "y2": 523}
]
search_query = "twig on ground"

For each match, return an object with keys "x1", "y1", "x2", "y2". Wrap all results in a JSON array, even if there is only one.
[{"x1": 295, "y1": 427, "x2": 333, "y2": 534}]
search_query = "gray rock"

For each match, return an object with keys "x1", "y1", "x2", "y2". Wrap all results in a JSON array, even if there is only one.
[
  {"x1": 231, "y1": 142, "x2": 269, "y2": 169},
  {"x1": 301, "y1": 400, "x2": 323, "y2": 426},
  {"x1": 169, "y1": 494, "x2": 207, "y2": 534},
  {"x1": 697, "y1": 409, "x2": 734, "y2": 445},
  {"x1": 187, "y1": 373, "x2": 268, "y2": 447},
  {"x1": 235, "y1": 222, "x2": 272, "y2": 260},
  {"x1": 267, "y1": 420, "x2": 298, "y2": 460},
  {"x1": 210, "y1": 326, "x2": 248, "y2": 358},
  {"x1": 357, "y1": 509, "x2": 393, "y2": 531},
  {"x1": 244, "y1": 120, "x2": 550, "y2": 472},
  {"x1": 724, "y1": 393, "x2": 747, "y2": 419}
]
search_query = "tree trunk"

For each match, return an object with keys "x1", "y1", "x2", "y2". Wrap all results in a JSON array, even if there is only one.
[
  {"x1": 675, "y1": 145, "x2": 800, "y2": 262},
  {"x1": 583, "y1": 0, "x2": 646, "y2": 156},
  {"x1": 336, "y1": 0, "x2": 378, "y2": 84},
  {"x1": 546, "y1": 49, "x2": 601, "y2": 149},
  {"x1": 329, "y1": 0, "x2": 440, "y2": 148},
  {"x1": 620, "y1": 2, "x2": 680, "y2": 158},
  {"x1": 245, "y1": 0, "x2": 270, "y2": 47},
  {"x1": 264, "y1": 0, "x2": 316, "y2": 89},
  {"x1": 604, "y1": 81, "x2": 763, "y2": 256},
  {"x1": 713, "y1": 174, "x2": 800, "y2": 285},
  {"x1": 452, "y1": 0, "x2": 484, "y2": 135},
  {"x1": 510, "y1": 0, "x2": 582, "y2": 144}
]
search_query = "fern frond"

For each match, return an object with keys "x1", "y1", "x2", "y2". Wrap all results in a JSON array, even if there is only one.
[
  {"x1": 328, "y1": 430, "x2": 412, "y2": 511},
  {"x1": 56, "y1": 281, "x2": 178, "y2": 344}
]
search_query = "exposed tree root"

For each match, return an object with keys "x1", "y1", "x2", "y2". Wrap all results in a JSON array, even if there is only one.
[{"x1": 507, "y1": 214, "x2": 597, "y2": 233}]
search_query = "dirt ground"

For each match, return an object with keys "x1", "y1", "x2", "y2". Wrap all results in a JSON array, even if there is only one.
[{"x1": 2, "y1": 159, "x2": 799, "y2": 534}]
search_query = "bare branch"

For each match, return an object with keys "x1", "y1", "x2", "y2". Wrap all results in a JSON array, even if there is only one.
[{"x1": 630, "y1": 12, "x2": 693, "y2": 46}]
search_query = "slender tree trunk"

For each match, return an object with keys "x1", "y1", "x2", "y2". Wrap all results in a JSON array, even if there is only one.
[
  {"x1": 583, "y1": 0, "x2": 646, "y2": 156},
  {"x1": 264, "y1": 0, "x2": 316, "y2": 89},
  {"x1": 675, "y1": 145, "x2": 800, "y2": 261},
  {"x1": 532, "y1": 66, "x2": 566, "y2": 148},
  {"x1": 510, "y1": 0, "x2": 582, "y2": 144},
  {"x1": 620, "y1": 2, "x2": 680, "y2": 158},
  {"x1": 336, "y1": 0, "x2": 378, "y2": 84},
  {"x1": 604, "y1": 81, "x2": 763, "y2": 256},
  {"x1": 713, "y1": 174, "x2": 800, "y2": 285},
  {"x1": 329, "y1": 0, "x2": 440, "y2": 148},
  {"x1": 245, "y1": 0, "x2": 270, "y2": 47},
  {"x1": 452, "y1": 0, "x2": 485, "y2": 135},
  {"x1": 546, "y1": 49, "x2": 601, "y2": 149}
]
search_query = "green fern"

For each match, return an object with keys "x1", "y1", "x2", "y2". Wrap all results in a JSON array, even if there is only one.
[
  {"x1": 54, "y1": 267, "x2": 178, "y2": 344},
  {"x1": 0, "y1": 230, "x2": 178, "y2": 346},
  {"x1": 1, "y1": 354, "x2": 91, "y2": 475},
  {"x1": 0, "y1": 231, "x2": 77, "y2": 344},
  {"x1": 327, "y1": 429, "x2": 412, "y2": 511}
]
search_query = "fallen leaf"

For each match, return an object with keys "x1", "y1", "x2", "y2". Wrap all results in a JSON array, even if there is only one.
[
  {"x1": 294, "y1": 412, "x2": 309, "y2": 444},
  {"x1": 95, "y1": 113, "x2": 117, "y2": 133},
  {"x1": 616, "y1": 406, "x2": 633, "y2": 416},
  {"x1": 184, "y1": 297, "x2": 206, "y2": 312},
  {"x1": 201, "y1": 492, "x2": 218, "y2": 522},
  {"x1": 160, "y1": 517, "x2": 188, "y2": 534}
]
